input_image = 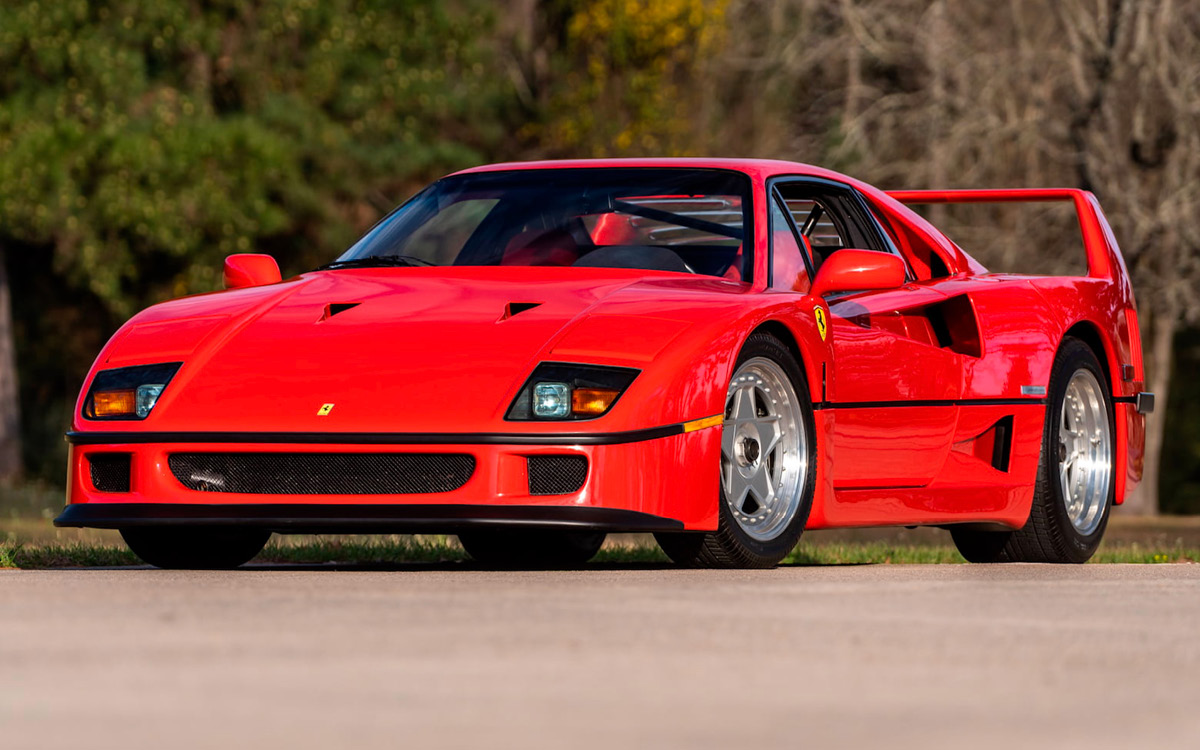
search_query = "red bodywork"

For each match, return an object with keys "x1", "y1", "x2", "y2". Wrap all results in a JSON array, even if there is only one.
[{"x1": 58, "y1": 159, "x2": 1149, "y2": 535}]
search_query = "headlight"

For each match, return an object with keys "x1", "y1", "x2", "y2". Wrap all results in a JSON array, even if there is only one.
[
  {"x1": 83, "y1": 363, "x2": 182, "y2": 420},
  {"x1": 532, "y1": 382, "x2": 572, "y2": 418},
  {"x1": 507, "y1": 363, "x2": 639, "y2": 421}
]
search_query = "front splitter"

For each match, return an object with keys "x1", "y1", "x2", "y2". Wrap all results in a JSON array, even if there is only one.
[{"x1": 54, "y1": 503, "x2": 686, "y2": 535}]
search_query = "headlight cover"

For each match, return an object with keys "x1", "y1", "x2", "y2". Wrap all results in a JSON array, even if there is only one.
[
  {"x1": 506, "y1": 363, "x2": 640, "y2": 421},
  {"x1": 83, "y1": 363, "x2": 182, "y2": 420}
]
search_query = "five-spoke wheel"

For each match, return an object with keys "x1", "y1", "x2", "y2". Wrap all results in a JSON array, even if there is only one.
[
  {"x1": 657, "y1": 332, "x2": 815, "y2": 568},
  {"x1": 721, "y1": 357, "x2": 809, "y2": 542}
]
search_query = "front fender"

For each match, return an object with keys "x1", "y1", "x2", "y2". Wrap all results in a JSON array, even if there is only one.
[{"x1": 579, "y1": 294, "x2": 830, "y2": 431}]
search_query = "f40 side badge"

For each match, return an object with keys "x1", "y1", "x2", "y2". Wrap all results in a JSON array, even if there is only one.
[
  {"x1": 317, "y1": 403, "x2": 335, "y2": 416},
  {"x1": 814, "y1": 306, "x2": 828, "y2": 341}
]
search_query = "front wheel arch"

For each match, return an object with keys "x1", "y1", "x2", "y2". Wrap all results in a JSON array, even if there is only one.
[{"x1": 747, "y1": 318, "x2": 823, "y2": 405}]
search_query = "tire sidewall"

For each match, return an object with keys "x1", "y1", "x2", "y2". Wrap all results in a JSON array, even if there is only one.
[{"x1": 1043, "y1": 340, "x2": 1115, "y2": 560}]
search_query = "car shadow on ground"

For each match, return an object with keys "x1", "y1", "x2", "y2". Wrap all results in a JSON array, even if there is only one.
[{"x1": 50, "y1": 559, "x2": 873, "y2": 572}]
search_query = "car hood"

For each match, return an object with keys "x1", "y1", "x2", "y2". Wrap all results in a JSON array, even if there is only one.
[{"x1": 88, "y1": 267, "x2": 734, "y2": 434}]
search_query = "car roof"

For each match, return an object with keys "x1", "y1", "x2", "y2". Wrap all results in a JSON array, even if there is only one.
[
  {"x1": 451, "y1": 157, "x2": 854, "y2": 183},
  {"x1": 449, "y1": 158, "x2": 983, "y2": 277}
]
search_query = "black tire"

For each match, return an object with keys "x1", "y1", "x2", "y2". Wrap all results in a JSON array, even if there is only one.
[
  {"x1": 655, "y1": 332, "x2": 817, "y2": 568},
  {"x1": 951, "y1": 337, "x2": 1114, "y2": 563},
  {"x1": 120, "y1": 527, "x2": 271, "y2": 569},
  {"x1": 457, "y1": 529, "x2": 606, "y2": 567}
]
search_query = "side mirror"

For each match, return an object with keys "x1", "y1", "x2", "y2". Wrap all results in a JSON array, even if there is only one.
[
  {"x1": 224, "y1": 254, "x2": 282, "y2": 289},
  {"x1": 809, "y1": 249, "x2": 906, "y2": 297}
]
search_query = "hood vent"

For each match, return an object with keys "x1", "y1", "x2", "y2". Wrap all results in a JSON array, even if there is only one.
[
  {"x1": 321, "y1": 302, "x2": 360, "y2": 321},
  {"x1": 500, "y1": 302, "x2": 542, "y2": 321}
]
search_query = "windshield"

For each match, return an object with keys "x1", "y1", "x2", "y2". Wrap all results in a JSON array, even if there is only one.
[{"x1": 329, "y1": 168, "x2": 752, "y2": 280}]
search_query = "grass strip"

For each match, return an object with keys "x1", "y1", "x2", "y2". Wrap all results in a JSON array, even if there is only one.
[{"x1": 2, "y1": 537, "x2": 1198, "y2": 569}]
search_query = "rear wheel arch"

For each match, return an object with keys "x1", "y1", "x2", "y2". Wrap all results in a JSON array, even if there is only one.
[
  {"x1": 1062, "y1": 321, "x2": 1114, "y2": 390},
  {"x1": 1059, "y1": 320, "x2": 1137, "y2": 506}
]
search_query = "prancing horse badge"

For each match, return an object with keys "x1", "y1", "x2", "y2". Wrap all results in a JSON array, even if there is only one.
[{"x1": 814, "y1": 306, "x2": 828, "y2": 341}]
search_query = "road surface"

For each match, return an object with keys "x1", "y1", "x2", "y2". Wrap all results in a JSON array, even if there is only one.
[{"x1": 3, "y1": 564, "x2": 1198, "y2": 749}]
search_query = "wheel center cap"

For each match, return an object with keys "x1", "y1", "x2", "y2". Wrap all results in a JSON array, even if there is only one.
[{"x1": 742, "y1": 437, "x2": 760, "y2": 465}]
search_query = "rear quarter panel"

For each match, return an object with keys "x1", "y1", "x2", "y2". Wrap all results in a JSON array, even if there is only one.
[{"x1": 932, "y1": 272, "x2": 1143, "y2": 504}]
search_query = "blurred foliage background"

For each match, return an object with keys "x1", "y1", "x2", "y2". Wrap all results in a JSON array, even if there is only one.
[{"x1": 1, "y1": 0, "x2": 1197, "y2": 513}]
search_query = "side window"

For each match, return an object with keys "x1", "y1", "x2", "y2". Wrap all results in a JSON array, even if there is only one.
[
  {"x1": 782, "y1": 196, "x2": 845, "y2": 251},
  {"x1": 769, "y1": 198, "x2": 812, "y2": 293},
  {"x1": 775, "y1": 181, "x2": 910, "y2": 279}
]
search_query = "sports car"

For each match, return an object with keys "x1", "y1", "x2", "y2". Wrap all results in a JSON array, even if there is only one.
[{"x1": 56, "y1": 158, "x2": 1153, "y2": 568}]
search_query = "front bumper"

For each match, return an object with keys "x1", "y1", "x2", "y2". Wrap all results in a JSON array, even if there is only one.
[{"x1": 59, "y1": 425, "x2": 721, "y2": 532}]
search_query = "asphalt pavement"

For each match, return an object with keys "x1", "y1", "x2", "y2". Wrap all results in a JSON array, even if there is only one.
[{"x1": 3, "y1": 564, "x2": 1198, "y2": 749}]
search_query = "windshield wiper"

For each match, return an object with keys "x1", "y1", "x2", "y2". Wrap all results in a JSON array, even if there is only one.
[{"x1": 316, "y1": 254, "x2": 436, "y2": 271}]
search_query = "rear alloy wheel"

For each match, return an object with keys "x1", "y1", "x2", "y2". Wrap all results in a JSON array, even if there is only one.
[
  {"x1": 656, "y1": 332, "x2": 816, "y2": 568},
  {"x1": 951, "y1": 337, "x2": 1114, "y2": 563},
  {"x1": 457, "y1": 529, "x2": 606, "y2": 567},
  {"x1": 121, "y1": 527, "x2": 271, "y2": 569}
]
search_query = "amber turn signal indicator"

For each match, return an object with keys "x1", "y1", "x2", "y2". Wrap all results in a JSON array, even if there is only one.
[
  {"x1": 571, "y1": 388, "x2": 620, "y2": 416},
  {"x1": 90, "y1": 390, "x2": 137, "y2": 418}
]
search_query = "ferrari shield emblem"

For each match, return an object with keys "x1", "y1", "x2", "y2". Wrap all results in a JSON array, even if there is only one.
[
  {"x1": 317, "y1": 403, "x2": 335, "y2": 416},
  {"x1": 814, "y1": 306, "x2": 828, "y2": 341}
]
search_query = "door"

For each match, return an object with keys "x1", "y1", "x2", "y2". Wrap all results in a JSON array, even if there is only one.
[{"x1": 774, "y1": 179, "x2": 965, "y2": 489}]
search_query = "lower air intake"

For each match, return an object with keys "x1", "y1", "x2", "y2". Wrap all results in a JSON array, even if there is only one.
[
  {"x1": 168, "y1": 453, "x2": 475, "y2": 495},
  {"x1": 527, "y1": 455, "x2": 588, "y2": 495},
  {"x1": 89, "y1": 453, "x2": 132, "y2": 493}
]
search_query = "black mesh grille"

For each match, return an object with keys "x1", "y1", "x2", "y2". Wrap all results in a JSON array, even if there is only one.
[
  {"x1": 527, "y1": 455, "x2": 588, "y2": 495},
  {"x1": 168, "y1": 453, "x2": 475, "y2": 495},
  {"x1": 89, "y1": 454, "x2": 132, "y2": 493}
]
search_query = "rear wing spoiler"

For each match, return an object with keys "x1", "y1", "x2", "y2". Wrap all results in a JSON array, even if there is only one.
[{"x1": 886, "y1": 188, "x2": 1122, "y2": 281}]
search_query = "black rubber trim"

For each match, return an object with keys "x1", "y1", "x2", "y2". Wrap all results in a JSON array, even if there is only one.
[
  {"x1": 53, "y1": 503, "x2": 685, "y2": 534},
  {"x1": 65, "y1": 424, "x2": 684, "y2": 447},
  {"x1": 1136, "y1": 392, "x2": 1155, "y2": 414},
  {"x1": 1104, "y1": 391, "x2": 1152, "y2": 415},
  {"x1": 812, "y1": 397, "x2": 1046, "y2": 411},
  {"x1": 1113, "y1": 392, "x2": 1154, "y2": 414}
]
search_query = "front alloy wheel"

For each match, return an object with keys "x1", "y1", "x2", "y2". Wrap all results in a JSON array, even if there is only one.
[
  {"x1": 721, "y1": 357, "x2": 809, "y2": 542},
  {"x1": 656, "y1": 332, "x2": 815, "y2": 568}
]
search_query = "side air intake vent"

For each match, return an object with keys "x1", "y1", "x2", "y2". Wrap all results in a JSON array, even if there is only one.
[
  {"x1": 926, "y1": 295, "x2": 983, "y2": 358},
  {"x1": 527, "y1": 455, "x2": 588, "y2": 495},
  {"x1": 500, "y1": 302, "x2": 542, "y2": 321},
  {"x1": 951, "y1": 416, "x2": 1014, "y2": 473},
  {"x1": 321, "y1": 302, "x2": 360, "y2": 321},
  {"x1": 89, "y1": 453, "x2": 132, "y2": 493}
]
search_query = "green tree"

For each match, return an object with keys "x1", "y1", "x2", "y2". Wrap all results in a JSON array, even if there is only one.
[
  {"x1": 0, "y1": 0, "x2": 512, "y2": 480},
  {"x1": 511, "y1": 0, "x2": 729, "y2": 157}
]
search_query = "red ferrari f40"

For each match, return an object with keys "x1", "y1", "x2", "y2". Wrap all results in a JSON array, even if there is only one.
[{"x1": 57, "y1": 159, "x2": 1153, "y2": 568}]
